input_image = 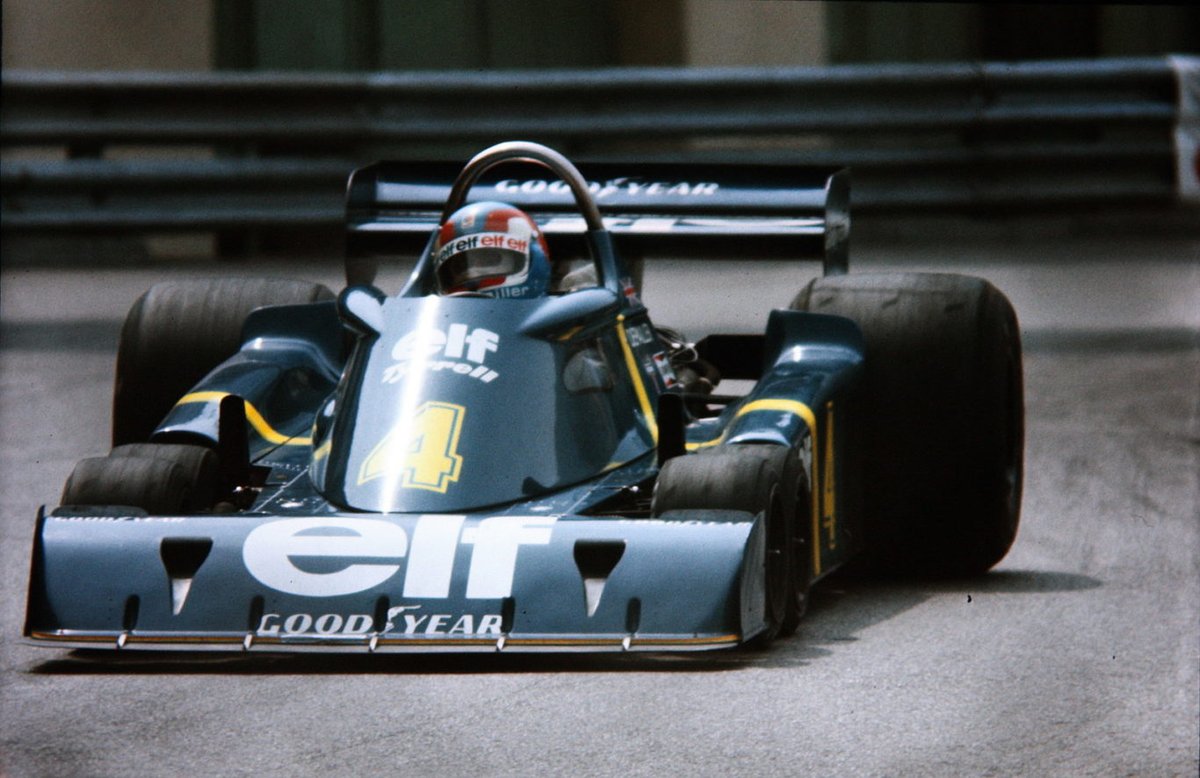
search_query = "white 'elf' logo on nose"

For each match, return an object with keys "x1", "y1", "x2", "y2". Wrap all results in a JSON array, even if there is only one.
[
  {"x1": 382, "y1": 323, "x2": 500, "y2": 384},
  {"x1": 242, "y1": 515, "x2": 556, "y2": 599}
]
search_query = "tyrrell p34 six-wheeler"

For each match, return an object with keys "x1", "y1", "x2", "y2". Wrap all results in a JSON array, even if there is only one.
[{"x1": 25, "y1": 142, "x2": 1024, "y2": 653}]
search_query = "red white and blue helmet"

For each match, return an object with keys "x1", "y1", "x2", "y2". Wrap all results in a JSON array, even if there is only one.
[{"x1": 434, "y1": 201, "x2": 551, "y2": 298}]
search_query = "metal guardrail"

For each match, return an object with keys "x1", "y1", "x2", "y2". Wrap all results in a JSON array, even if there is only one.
[{"x1": 0, "y1": 57, "x2": 1191, "y2": 238}]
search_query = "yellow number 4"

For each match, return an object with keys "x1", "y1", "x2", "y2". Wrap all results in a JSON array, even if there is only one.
[{"x1": 358, "y1": 401, "x2": 466, "y2": 493}]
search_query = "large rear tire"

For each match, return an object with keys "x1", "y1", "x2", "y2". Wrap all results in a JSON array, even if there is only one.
[
  {"x1": 652, "y1": 444, "x2": 801, "y2": 645},
  {"x1": 112, "y1": 278, "x2": 334, "y2": 446},
  {"x1": 792, "y1": 273, "x2": 1023, "y2": 576}
]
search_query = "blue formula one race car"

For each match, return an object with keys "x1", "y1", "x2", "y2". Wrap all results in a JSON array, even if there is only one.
[{"x1": 25, "y1": 142, "x2": 1023, "y2": 653}]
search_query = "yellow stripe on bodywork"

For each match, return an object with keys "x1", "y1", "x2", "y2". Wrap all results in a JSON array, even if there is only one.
[
  {"x1": 735, "y1": 398, "x2": 817, "y2": 429},
  {"x1": 685, "y1": 399, "x2": 816, "y2": 450},
  {"x1": 822, "y1": 401, "x2": 837, "y2": 556},
  {"x1": 684, "y1": 397, "x2": 824, "y2": 576},
  {"x1": 615, "y1": 315, "x2": 658, "y2": 443},
  {"x1": 174, "y1": 391, "x2": 312, "y2": 446},
  {"x1": 685, "y1": 438, "x2": 723, "y2": 452}
]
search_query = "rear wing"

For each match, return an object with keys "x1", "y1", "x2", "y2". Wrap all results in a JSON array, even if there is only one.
[{"x1": 344, "y1": 160, "x2": 849, "y2": 285}]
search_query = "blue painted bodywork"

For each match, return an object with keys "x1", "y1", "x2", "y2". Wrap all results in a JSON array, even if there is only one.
[{"x1": 24, "y1": 291, "x2": 862, "y2": 651}]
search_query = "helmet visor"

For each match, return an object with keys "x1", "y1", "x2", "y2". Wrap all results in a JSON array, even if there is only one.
[{"x1": 435, "y1": 231, "x2": 530, "y2": 292}]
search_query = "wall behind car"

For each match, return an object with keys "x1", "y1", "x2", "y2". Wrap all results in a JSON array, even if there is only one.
[
  {"x1": 3, "y1": 1, "x2": 1195, "y2": 73},
  {"x1": 3, "y1": 2, "x2": 1196, "y2": 264},
  {"x1": 1, "y1": 0, "x2": 212, "y2": 70},
  {"x1": 827, "y1": 3, "x2": 1199, "y2": 63}
]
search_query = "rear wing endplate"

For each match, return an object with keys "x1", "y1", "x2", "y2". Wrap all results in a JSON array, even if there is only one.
[{"x1": 345, "y1": 160, "x2": 849, "y2": 283}]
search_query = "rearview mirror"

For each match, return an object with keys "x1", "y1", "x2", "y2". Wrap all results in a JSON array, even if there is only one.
[{"x1": 338, "y1": 286, "x2": 386, "y2": 337}]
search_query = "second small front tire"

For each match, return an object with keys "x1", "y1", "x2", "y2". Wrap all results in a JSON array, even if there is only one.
[
  {"x1": 652, "y1": 444, "x2": 806, "y2": 646},
  {"x1": 61, "y1": 443, "x2": 221, "y2": 514}
]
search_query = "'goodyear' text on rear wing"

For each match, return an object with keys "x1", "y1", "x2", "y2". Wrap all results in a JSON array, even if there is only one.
[{"x1": 344, "y1": 159, "x2": 849, "y2": 284}]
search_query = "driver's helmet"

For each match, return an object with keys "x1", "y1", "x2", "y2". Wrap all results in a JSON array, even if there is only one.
[{"x1": 433, "y1": 201, "x2": 551, "y2": 298}]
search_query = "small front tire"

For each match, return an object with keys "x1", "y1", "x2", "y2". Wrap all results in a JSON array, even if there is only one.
[
  {"x1": 61, "y1": 443, "x2": 220, "y2": 514},
  {"x1": 653, "y1": 444, "x2": 801, "y2": 645}
]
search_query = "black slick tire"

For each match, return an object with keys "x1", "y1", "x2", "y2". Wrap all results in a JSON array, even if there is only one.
[
  {"x1": 791, "y1": 272, "x2": 1023, "y2": 577},
  {"x1": 61, "y1": 442, "x2": 220, "y2": 514},
  {"x1": 652, "y1": 444, "x2": 800, "y2": 645},
  {"x1": 111, "y1": 443, "x2": 221, "y2": 510}
]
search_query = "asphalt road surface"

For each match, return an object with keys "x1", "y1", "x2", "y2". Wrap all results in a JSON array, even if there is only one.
[{"x1": 1, "y1": 226, "x2": 1197, "y2": 776}]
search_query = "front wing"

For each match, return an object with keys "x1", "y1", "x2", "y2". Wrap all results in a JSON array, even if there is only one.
[{"x1": 25, "y1": 510, "x2": 766, "y2": 653}]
